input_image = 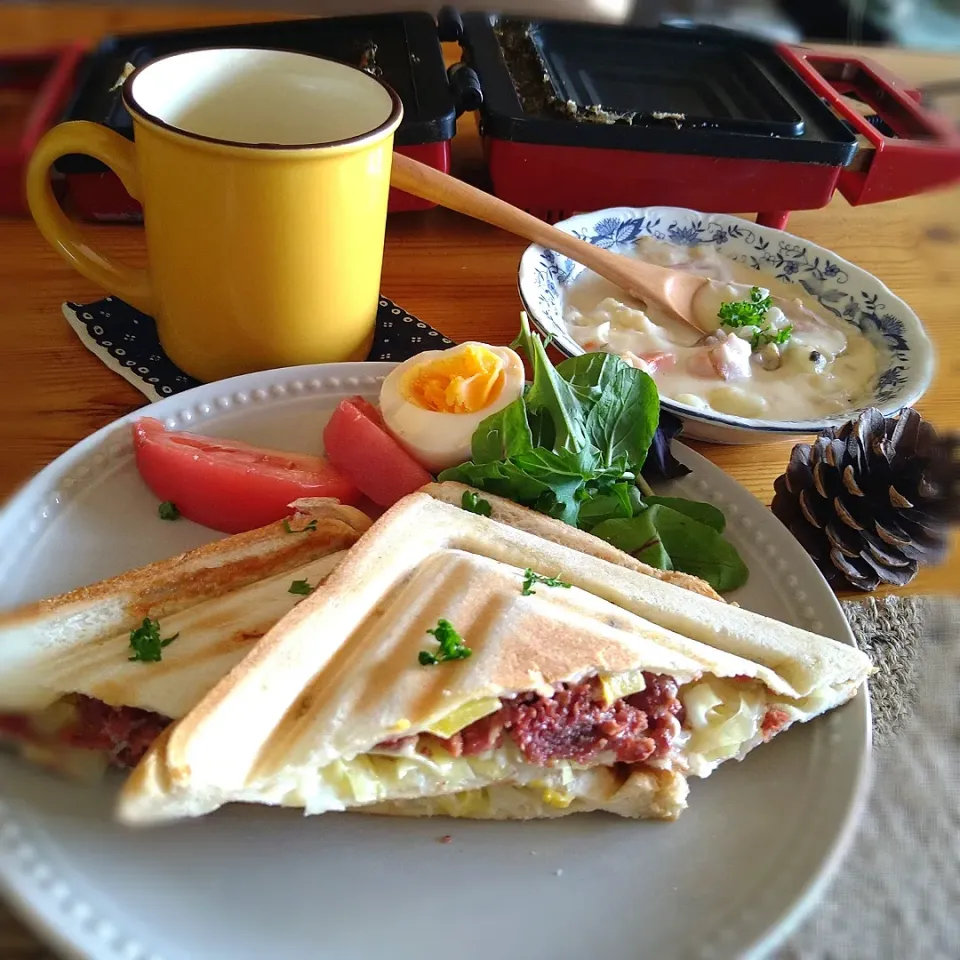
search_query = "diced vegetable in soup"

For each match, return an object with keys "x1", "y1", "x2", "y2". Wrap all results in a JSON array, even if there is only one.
[{"x1": 562, "y1": 237, "x2": 884, "y2": 421}]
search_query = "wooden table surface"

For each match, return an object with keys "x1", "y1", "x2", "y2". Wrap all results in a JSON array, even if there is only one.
[{"x1": 0, "y1": 5, "x2": 958, "y2": 957}]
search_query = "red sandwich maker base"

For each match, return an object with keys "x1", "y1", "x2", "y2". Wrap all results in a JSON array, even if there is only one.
[
  {"x1": 0, "y1": 44, "x2": 85, "y2": 216},
  {"x1": 483, "y1": 139, "x2": 841, "y2": 230}
]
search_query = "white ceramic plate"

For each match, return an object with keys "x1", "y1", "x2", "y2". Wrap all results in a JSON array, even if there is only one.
[{"x1": 0, "y1": 363, "x2": 871, "y2": 960}]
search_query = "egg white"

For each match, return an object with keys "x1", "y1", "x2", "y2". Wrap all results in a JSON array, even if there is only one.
[{"x1": 378, "y1": 344, "x2": 525, "y2": 473}]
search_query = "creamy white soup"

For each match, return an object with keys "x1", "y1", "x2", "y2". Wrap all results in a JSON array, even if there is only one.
[{"x1": 562, "y1": 237, "x2": 883, "y2": 421}]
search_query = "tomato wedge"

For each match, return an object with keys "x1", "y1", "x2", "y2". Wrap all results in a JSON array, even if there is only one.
[
  {"x1": 132, "y1": 418, "x2": 361, "y2": 534},
  {"x1": 322, "y1": 397, "x2": 433, "y2": 507}
]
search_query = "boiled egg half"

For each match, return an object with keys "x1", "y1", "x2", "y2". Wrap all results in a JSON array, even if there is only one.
[{"x1": 379, "y1": 343, "x2": 525, "y2": 472}]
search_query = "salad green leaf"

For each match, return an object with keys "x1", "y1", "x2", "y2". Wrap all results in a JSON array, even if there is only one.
[
  {"x1": 470, "y1": 398, "x2": 533, "y2": 464},
  {"x1": 439, "y1": 313, "x2": 748, "y2": 593},
  {"x1": 640, "y1": 496, "x2": 726, "y2": 533},
  {"x1": 645, "y1": 411, "x2": 691, "y2": 481},
  {"x1": 591, "y1": 510, "x2": 672, "y2": 570},
  {"x1": 445, "y1": 458, "x2": 568, "y2": 513},
  {"x1": 574, "y1": 482, "x2": 643, "y2": 528},
  {"x1": 652, "y1": 511, "x2": 747, "y2": 592},
  {"x1": 441, "y1": 314, "x2": 657, "y2": 525},
  {"x1": 511, "y1": 312, "x2": 590, "y2": 455},
  {"x1": 592, "y1": 504, "x2": 748, "y2": 593},
  {"x1": 556, "y1": 351, "x2": 659, "y2": 471}
]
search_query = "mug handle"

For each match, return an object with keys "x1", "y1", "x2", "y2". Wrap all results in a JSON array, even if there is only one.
[{"x1": 26, "y1": 121, "x2": 157, "y2": 316}]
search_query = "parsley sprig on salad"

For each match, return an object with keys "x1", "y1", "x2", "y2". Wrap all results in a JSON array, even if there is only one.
[{"x1": 440, "y1": 313, "x2": 748, "y2": 593}]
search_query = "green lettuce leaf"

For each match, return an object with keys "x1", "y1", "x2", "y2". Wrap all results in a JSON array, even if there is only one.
[
  {"x1": 574, "y1": 482, "x2": 643, "y2": 528},
  {"x1": 470, "y1": 397, "x2": 534, "y2": 463},
  {"x1": 440, "y1": 313, "x2": 749, "y2": 593},
  {"x1": 640, "y1": 496, "x2": 726, "y2": 533},
  {"x1": 512, "y1": 312, "x2": 590, "y2": 456},
  {"x1": 556, "y1": 352, "x2": 660, "y2": 471},
  {"x1": 590, "y1": 504, "x2": 748, "y2": 593}
]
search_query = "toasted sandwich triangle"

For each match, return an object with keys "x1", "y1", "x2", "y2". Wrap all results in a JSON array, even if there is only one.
[
  {"x1": 119, "y1": 488, "x2": 871, "y2": 826},
  {"x1": 0, "y1": 499, "x2": 370, "y2": 717}
]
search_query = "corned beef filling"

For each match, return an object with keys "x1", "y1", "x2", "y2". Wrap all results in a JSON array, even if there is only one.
[
  {"x1": 761, "y1": 706, "x2": 791, "y2": 741},
  {"x1": 0, "y1": 714, "x2": 32, "y2": 740},
  {"x1": 0, "y1": 695, "x2": 171, "y2": 770},
  {"x1": 0, "y1": 675, "x2": 789, "y2": 777},
  {"x1": 378, "y1": 672, "x2": 685, "y2": 767}
]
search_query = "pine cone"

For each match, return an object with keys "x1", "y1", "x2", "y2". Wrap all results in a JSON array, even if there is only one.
[{"x1": 772, "y1": 407, "x2": 959, "y2": 592}]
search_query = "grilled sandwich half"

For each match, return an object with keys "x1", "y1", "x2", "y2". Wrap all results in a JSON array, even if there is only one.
[
  {"x1": 119, "y1": 483, "x2": 872, "y2": 825},
  {"x1": 0, "y1": 499, "x2": 371, "y2": 778}
]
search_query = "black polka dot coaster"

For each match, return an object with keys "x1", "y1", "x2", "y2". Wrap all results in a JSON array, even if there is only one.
[{"x1": 62, "y1": 296, "x2": 456, "y2": 402}]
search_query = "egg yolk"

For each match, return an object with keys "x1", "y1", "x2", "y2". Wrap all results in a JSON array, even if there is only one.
[{"x1": 401, "y1": 346, "x2": 505, "y2": 414}]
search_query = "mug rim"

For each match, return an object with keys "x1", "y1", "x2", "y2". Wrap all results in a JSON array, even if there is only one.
[{"x1": 121, "y1": 46, "x2": 404, "y2": 153}]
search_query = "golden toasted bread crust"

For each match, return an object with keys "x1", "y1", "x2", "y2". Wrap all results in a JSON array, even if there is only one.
[
  {"x1": 361, "y1": 768, "x2": 689, "y2": 821},
  {"x1": 421, "y1": 482, "x2": 724, "y2": 601},
  {"x1": 0, "y1": 500, "x2": 372, "y2": 713},
  {"x1": 0, "y1": 500, "x2": 371, "y2": 633}
]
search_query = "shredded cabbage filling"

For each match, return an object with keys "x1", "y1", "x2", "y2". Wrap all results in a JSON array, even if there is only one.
[{"x1": 278, "y1": 672, "x2": 828, "y2": 814}]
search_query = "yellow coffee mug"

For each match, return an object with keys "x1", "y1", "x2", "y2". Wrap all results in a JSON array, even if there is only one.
[{"x1": 27, "y1": 48, "x2": 403, "y2": 382}]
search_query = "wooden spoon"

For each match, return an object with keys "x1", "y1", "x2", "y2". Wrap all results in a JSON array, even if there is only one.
[{"x1": 390, "y1": 152, "x2": 713, "y2": 335}]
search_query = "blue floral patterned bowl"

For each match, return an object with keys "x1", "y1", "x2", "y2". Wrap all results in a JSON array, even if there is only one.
[{"x1": 518, "y1": 207, "x2": 934, "y2": 444}]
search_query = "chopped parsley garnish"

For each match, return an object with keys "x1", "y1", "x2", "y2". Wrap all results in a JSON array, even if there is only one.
[
  {"x1": 128, "y1": 617, "x2": 179, "y2": 663},
  {"x1": 717, "y1": 286, "x2": 771, "y2": 327},
  {"x1": 283, "y1": 518, "x2": 318, "y2": 534},
  {"x1": 158, "y1": 501, "x2": 180, "y2": 521},
  {"x1": 521, "y1": 568, "x2": 572, "y2": 596},
  {"x1": 461, "y1": 490, "x2": 492, "y2": 517},
  {"x1": 717, "y1": 286, "x2": 794, "y2": 352},
  {"x1": 289, "y1": 579, "x2": 314, "y2": 596},
  {"x1": 754, "y1": 324, "x2": 794, "y2": 352},
  {"x1": 418, "y1": 619, "x2": 472, "y2": 666}
]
